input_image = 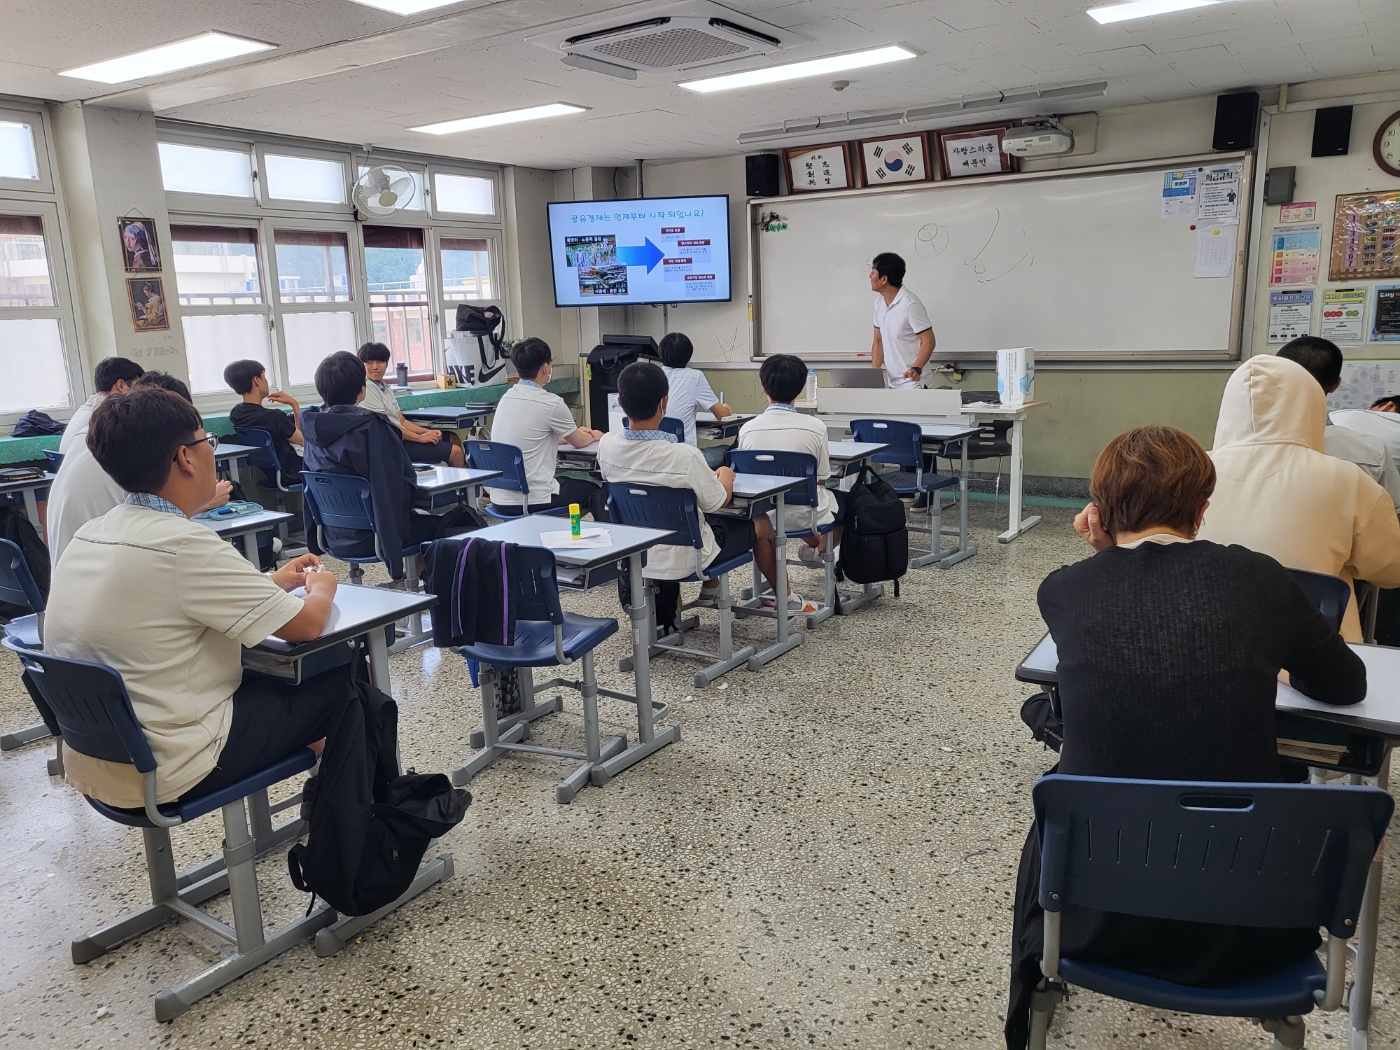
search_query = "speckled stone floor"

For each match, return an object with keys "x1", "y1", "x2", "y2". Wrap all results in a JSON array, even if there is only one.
[{"x1": 1, "y1": 503, "x2": 1395, "y2": 1049}]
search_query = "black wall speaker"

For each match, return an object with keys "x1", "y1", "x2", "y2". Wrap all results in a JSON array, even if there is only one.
[
  {"x1": 1212, "y1": 91, "x2": 1260, "y2": 151},
  {"x1": 746, "y1": 154, "x2": 781, "y2": 197},
  {"x1": 1311, "y1": 106, "x2": 1354, "y2": 157}
]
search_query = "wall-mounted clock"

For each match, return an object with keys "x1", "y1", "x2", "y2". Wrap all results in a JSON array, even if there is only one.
[{"x1": 1375, "y1": 109, "x2": 1400, "y2": 178}]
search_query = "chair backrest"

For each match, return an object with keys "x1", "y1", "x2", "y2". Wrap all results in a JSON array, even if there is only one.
[
  {"x1": 43, "y1": 449, "x2": 64, "y2": 472},
  {"x1": 726, "y1": 449, "x2": 820, "y2": 509},
  {"x1": 466, "y1": 440, "x2": 529, "y2": 495},
  {"x1": 659, "y1": 416, "x2": 686, "y2": 442},
  {"x1": 3, "y1": 636, "x2": 152, "y2": 772},
  {"x1": 605, "y1": 481, "x2": 701, "y2": 550},
  {"x1": 850, "y1": 418, "x2": 923, "y2": 472},
  {"x1": 1035, "y1": 774, "x2": 1393, "y2": 938},
  {"x1": 0, "y1": 537, "x2": 45, "y2": 613},
  {"x1": 506, "y1": 545, "x2": 565, "y2": 627},
  {"x1": 1288, "y1": 568, "x2": 1350, "y2": 631},
  {"x1": 233, "y1": 427, "x2": 283, "y2": 474},
  {"x1": 299, "y1": 471, "x2": 374, "y2": 532}
]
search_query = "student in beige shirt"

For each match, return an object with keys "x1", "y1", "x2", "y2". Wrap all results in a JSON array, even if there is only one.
[
  {"x1": 356, "y1": 341, "x2": 466, "y2": 467},
  {"x1": 45, "y1": 387, "x2": 341, "y2": 809}
]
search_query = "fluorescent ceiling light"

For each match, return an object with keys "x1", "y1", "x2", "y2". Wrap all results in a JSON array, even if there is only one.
[
  {"x1": 410, "y1": 103, "x2": 588, "y2": 135},
  {"x1": 344, "y1": 0, "x2": 464, "y2": 13},
  {"x1": 59, "y1": 32, "x2": 274, "y2": 84},
  {"x1": 679, "y1": 44, "x2": 916, "y2": 94},
  {"x1": 1087, "y1": 0, "x2": 1221, "y2": 25}
]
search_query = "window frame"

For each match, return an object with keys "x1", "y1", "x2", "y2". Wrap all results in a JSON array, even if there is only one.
[
  {"x1": 426, "y1": 163, "x2": 500, "y2": 222},
  {"x1": 257, "y1": 143, "x2": 351, "y2": 212},
  {"x1": 265, "y1": 217, "x2": 363, "y2": 397},
  {"x1": 361, "y1": 221, "x2": 436, "y2": 382}
]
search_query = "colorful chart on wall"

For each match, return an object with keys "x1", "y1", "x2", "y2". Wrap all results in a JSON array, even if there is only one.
[
  {"x1": 1329, "y1": 191, "x2": 1400, "y2": 281},
  {"x1": 1268, "y1": 224, "x2": 1321, "y2": 286}
]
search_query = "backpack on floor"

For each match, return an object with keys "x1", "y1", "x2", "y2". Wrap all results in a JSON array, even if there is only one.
[
  {"x1": 288, "y1": 652, "x2": 470, "y2": 916},
  {"x1": 0, "y1": 506, "x2": 50, "y2": 614},
  {"x1": 836, "y1": 466, "x2": 908, "y2": 596}
]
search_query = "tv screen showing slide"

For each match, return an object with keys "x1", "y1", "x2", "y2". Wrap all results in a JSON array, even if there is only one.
[{"x1": 546, "y1": 195, "x2": 732, "y2": 307}]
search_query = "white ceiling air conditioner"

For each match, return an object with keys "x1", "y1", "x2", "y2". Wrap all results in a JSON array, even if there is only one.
[{"x1": 527, "y1": 1, "x2": 807, "y2": 80}]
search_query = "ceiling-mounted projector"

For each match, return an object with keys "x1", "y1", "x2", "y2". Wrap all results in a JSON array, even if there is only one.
[{"x1": 1002, "y1": 120, "x2": 1075, "y2": 157}]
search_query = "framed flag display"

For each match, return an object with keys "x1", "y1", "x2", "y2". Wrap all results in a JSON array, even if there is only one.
[{"x1": 859, "y1": 133, "x2": 933, "y2": 186}]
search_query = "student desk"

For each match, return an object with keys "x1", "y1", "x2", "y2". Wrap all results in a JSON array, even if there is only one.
[
  {"x1": 695, "y1": 411, "x2": 755, "y2": 439},
  {"x1": 1014, "y1": 632, "x2": 1400, "y2": 1050},
  {"x1": 213, "y1": 443, "x2": 257, "y2": 479},
  {"x1": 201, "y1": 508, "x2": 294, "y2": 565},
  {"x1": 412, "y1": 465, "x2": 501, "y2": 512},
  {"x1": 827, "y1": 440, "x2": 889, "y2": 473},
  {"x1": 401, "y1": 404, "x2": 492, "y2": 430},
  {"x1": 458, "y1": 515, "x2": 680, "y2": 799},
  {"x1": 0, "y1": 471, "x2": 54, "y2": 525}
]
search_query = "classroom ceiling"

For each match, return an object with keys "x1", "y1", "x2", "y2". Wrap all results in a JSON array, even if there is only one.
[{"x1": 4, "y1": 0, "x2": 1397, "y2": 168}]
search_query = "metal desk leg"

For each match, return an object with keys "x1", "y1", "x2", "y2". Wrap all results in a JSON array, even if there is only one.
[
  {"x1": 998, "y1": 412, "x2": 1040, "y2": 544},
  {"x1": 366, "y1": 625, "x2": 392, "y2": 692},
  {"x1": 936, "y1": 431, "x2": 979, "y2": 568},
  {"x1": 237, "y1": 532, "x2": 260, "y2": 567},
  {"x1": 748, "y1": 492, "x2": 804, "y2": 669},
  {"x1": 21, "y1": 486, "x2": 40, "y2": 527},
  {"x1": 1348, "y1": 748, "x2": 1391, "y2": 1050}
]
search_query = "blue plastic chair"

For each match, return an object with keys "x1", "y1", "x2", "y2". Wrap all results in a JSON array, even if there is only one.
[
  {"x1": 234, "y1": 426, "x2": 304, "y2": 497},
  {"x1": 2, "y1": 635, "x2": 330, "y2": 1022},
  {"x1": 426, "y1": 539, "x2": 618, "y2": 804},
  {"x1": 1029, "y1": 774, "x2": 1394, "y2": 1050},
  {"x1": 620, "y1": 416, "x2": 687, "y2": 442},
  {"x1": 42, "y1": 449, "x2": 64, "y2": 472},
  {"x1": 0, "y1": 537, "x2": 60, "y2": 768},
  {"x1": 299, "y1": 470, "x2": 421, "y2": 584},
  {"x1": 1288, "y1": 568, "x2": 1350, "y2": 630},
  {"x1": 466, "y1": 439, "x2": 568, "y2": 519},
  {"x1": 850, "y1": 418, "x2": 959, "y2": 568},
  {"x1": 605, "y1": 481, "x2": 756, "y2": 687},
  {"x1": 727, "y1": 449, "x2": 836, "y2": 626}
]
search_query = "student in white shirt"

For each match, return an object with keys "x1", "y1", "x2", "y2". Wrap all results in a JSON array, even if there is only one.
[
  {"x1": 1333, "y1": 394, "x2": 1400, "y2": 475},
  {"x1": 45, "y1": 386, "x2": 340, "y2": 810},
  {"x1": 870, "y1": 252, "x2": 935, "y2": 389},
  {"x1": 597, "y1": 361, "x2": 816, "y2": 615},
  {"x1": 736, "y1": 354, "x2": 848, "y2": 566},
  {"x1": 356, "y1": 342, "x2": 466, "y2": 467},
  {"x1": 658, "y1": 332, "x2": 731, "y2": 446},
  {"x1": 60, "y1": 356, "x2": 144, "y2": 453},
  {"x1": 488, "y1": 337, "x2": 607, "y2": 519}
]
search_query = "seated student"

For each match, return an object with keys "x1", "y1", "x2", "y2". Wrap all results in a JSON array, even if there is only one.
[
  {"x1": 1005, "y1": 425, "x2": 1365, "y2": 1050},
  {"x1": 301, "y1": 351, "x2": 439, "y2": 583},
  {"x1": 44, "y1": 386, "x2": 341, "y2": 809},
  {"x1": 60, "y1": 356, "x2": 144, "y2": 452},
  {"x1": 598, "y1": 361, "x2": 816, "y2": 615},
  {"x1": 225, "y1": 358, "x2": 304, "y2": 486},
  {"x1": 356, "y1": 342, "x2": 466, "y2": 467},
  {"x1": 735, "y1": 353, "x2": 844, "y2": 565},
  {"x1": 47, "y1": 372, "x2": 231, "y2": 564},
  {"x1": 1197, "y1": 354, "x2": 1400, "y2": 641},
  {"x1": 1276, "y1": 336, "x2": 1400, "y2": 510},
  {"x1": 1332, "y1": 392, "x2": 1400, "y2": 468},
  {"x1": 487, "y1": 336, "x2": 606, "y2": 519},
  {"x1": 659, "y1": 332, "x2": 731, "y2": 448}
]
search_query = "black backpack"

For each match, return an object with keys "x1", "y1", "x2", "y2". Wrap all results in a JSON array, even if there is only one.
[
  {"x1": 836, "y1": 467, "x2": 909, "y2": 596},
  {"x1": 288, "y1": 658, "x2": 470, "y2": 916},
  {"x1": 0, "y1": 506, "x2": 51, "y2": 616}
]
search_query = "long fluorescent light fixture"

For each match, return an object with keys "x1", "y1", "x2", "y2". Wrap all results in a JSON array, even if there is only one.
[
  {"x1": 410, "y1": 103, "x2": 587, "y2": 135},
  {"x1": 1087, "y1": 0, "x2": 1221, "y2": 25},
  {"x1": 59, "y1": 32, "x2": 274, "y2": 84},
  {"x1": 345, "y1": 0, "x2": 464, "y2": 13},
  {"x1": 679, "y1": 44, "x2": 916, "y2": 94}
]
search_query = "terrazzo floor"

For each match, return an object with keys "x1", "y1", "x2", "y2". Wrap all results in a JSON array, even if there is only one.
[{"x1": 1, "y1": 502, "x2": 1395, "y2": 1049}]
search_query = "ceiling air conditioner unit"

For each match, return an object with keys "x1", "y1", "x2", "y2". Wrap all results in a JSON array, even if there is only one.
[{"x1": 528, "y1": 1, "x2": 806, "y2": 79}]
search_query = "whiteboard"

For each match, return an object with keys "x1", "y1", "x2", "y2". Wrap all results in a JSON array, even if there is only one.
[{"x1": 749, "y1": 154, "x2": 1251, "y2": 362}]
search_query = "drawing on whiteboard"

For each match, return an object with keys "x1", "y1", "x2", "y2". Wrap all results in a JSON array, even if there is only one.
[
  {"x1": 914, "y1": 223, "x2": 950, "y2": 258},
  {"x1": 963, "y1": 208, "x2": 1034, "y2": 283}
]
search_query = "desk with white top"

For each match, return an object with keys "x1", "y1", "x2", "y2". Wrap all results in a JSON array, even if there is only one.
[
  {"x1": 0, "y1": 471, "x2": 54, "y2": 525},
  {"x1": 412, "y1": 465, "x2": 501, "y2": 513},
  {"x1": 401, "y1": 404, "x2": 493, "y2": 430},
  {"x1": 213, "y1": 443, "x2": 257, "y2": 478},
  {"x1": 201, "y1": 508, "x2": 294, "y2": 565},
  {"x1": 695, "y1": 411, "x2": 754, "y2": 440}
]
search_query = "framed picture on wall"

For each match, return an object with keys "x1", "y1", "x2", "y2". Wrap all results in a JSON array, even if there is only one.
[
  {"x1": 118, "y1": 216, "x2": 161, "y2": 272},
  {"x1": 858, "y1": 133, "x2": 933, "y2": 186},
  {"x1": 783, "y1": 142, "x2": 855, "y2": 193},
  {"x1": 935, "y1": 124, "x2": 1019, "y2": 179},
  {"x1": 126, "y1": 277, "x2": 169, "y2": 332}
]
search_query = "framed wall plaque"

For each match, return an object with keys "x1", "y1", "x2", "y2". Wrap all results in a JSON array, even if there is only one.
[
  {"x1": 935, "y1": 124, "x2": 1019, "y2": 179},
  {"x1": 783, "y1": 142, "x2": 855, "y2": 193},
  {"x1": 858, "y1": 133, "x2": 933, "y2": 186}
]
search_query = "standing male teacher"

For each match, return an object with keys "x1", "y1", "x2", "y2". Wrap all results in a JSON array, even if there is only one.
[{"x1": 870, "y1": 252, "x2": 935, "y2": 388}]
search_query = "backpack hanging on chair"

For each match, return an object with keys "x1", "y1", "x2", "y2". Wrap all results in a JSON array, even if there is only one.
[{"x1": 447, "y1": 304, "x2": 508, "y2": 387}]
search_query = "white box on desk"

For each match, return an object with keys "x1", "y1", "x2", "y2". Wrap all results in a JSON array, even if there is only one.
[
  {"x1": 996, "y1": 347, "x2": 1034, "y2": 407},
  {"x1": 815, "y1": 386, "x2": 963, "y2": 417}
]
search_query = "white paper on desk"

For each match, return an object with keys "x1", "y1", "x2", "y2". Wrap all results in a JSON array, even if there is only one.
[
  {"x1": 1193, "y1": 224, "x2": 1236, "y2": 278},
  {"x1": 539, "y1": 528, "x2": 612, "y2": 550}
]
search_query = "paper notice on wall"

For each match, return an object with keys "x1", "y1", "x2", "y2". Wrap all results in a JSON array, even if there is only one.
[
  {"x1": 1193, "y1": 224, "x2": 1237, "y2": 278},
  {"x1": 1268, "y1": 289, "x2": 1315, "y2": 344},
  {"x1": 1198, "y1": 165, "x2": 1242, "y2": 223},
  {"x1": 1329, "y1": 360, "x2": 1400, "y2": 411},
  {"x1": 1319, "y1": 287, "x2": 1369, "y2": 344},
  {"x1": 1268, "y1": 224, "x2": 1322, "y2": 286},
  {"x1": 1279, "y1": 201, "x2": 1317, "y2": 223},
  {"x1": 1161, "y1": 168, "x2": 1198, "y2": 219}
]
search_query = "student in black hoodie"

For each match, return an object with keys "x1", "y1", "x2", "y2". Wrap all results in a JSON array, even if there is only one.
[{"x1": 300, "y1": 351, "x2": 437, "y2": 583}]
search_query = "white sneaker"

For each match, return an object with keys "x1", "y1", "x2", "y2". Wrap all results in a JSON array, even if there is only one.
[
  {"x1": 797, "y1": 543, "x2": 822, "y2": 565},
  {"x1": 763, "y1": 591, "x2": 819, "y2": 615}
]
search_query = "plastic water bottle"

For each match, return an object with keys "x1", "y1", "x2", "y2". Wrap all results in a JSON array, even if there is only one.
[
  {"x1": 806, "y1": 368, "x2": 818, "y2": 403},
  {"x1": 569, "y1": 503, "x2": 582, "y2": 539}
]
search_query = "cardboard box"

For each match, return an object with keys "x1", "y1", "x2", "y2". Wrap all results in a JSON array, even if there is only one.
[{"x1": 996, "y1": 347, "x2": 1035, "y2": 406}]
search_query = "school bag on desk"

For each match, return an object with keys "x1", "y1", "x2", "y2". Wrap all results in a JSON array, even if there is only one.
[{"x1": 836, "y1": 466, "x2": 909, "y2": 598}]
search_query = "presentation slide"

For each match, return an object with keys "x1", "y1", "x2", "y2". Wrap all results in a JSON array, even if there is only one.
[{"x1": 547, "y1": 195, "x2": 732, "y2": 307}]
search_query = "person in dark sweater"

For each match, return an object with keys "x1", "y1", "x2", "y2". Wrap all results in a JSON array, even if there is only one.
[
  {"x1": 225, "y1": 359, "x2": 303, "y2": 487},
  {"x1": 1005, "y1": 425, "x2": 1366, "y2": 1050}
]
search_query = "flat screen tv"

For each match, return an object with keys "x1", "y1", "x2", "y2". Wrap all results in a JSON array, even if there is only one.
[{"x1": 546, "y1": 194, "x2": 732, "y2": 307}]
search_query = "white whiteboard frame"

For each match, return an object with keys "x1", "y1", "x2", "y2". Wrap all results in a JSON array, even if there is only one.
[{"x1": 747, "y1": 150, "x2": 1254, "y2": 364}]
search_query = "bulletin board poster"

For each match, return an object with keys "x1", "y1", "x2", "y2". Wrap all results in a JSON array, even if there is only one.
[
  {"x1": 1329, "y1": 191, "x2": 1400, "y2": 281},
  {"x1": 1268, "y1": 289, "x2": 1314, "y2": 344},
  {"x1": 1328, "y1": 359, "x2": 1400, "y2": 411},
  {"x1": 1319, "y1": 287, "x2": 1369, "y2": 344},
  {"x1": 1268, "y1": 224, "x2": 1321, "y2": 286},
  {"x1": 1374, "y1": 285, "x2": 1400, "y2": 343}
]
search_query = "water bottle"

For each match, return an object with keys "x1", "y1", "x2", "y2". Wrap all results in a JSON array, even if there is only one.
[
  {"x1": 806, "y1": 368, "x2": 818, "y2": 402},
  {"x1": 569, "y1": 503, "x2": 582, "y2": 539},
  {"x1": 395, "y1": 362, "x2": 409, "y2": 387}
]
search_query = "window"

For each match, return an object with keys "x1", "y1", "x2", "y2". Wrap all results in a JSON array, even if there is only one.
[
  {"x1": 0, "y1": 210, "x2": 76, "y2": 412},
  {"x1": 0, "y1": 122, "x2": 40, "y2": 182},
  {"x1": 271, "y1": 228, "x2": 356, "y2": 386},
  {"x1": 158, "y1": 142, "x2": 255, "y2": 198},
  {"x1": 265, "y1": 153, "x2": 346, "y2": 205},
  {"x1": 432, "y1": 172, "x2": 494, "y2": 216},
  {"x1": 439, "y1": 236, "x2": 493, "y2": 301},
  {"x1": 364, "y1": 225, "x2": 433, "y2": 380},
  {"x1": 170, "y1": 225, "x2": 272, "y2": 395}
]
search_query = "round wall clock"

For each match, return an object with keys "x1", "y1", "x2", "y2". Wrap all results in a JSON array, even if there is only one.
[{"x1": 1374, "y1": 109, "x2": 1400, "y2": 178}]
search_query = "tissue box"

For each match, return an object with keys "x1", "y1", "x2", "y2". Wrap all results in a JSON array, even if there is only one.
[{"x1": 996, "y1": 347, "x2": 1035, "y2": 406}]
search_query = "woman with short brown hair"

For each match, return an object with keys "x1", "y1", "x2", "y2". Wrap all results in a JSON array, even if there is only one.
[{"x1": 1004, "y1": 425, "x2": 1365, "y2": 1049}]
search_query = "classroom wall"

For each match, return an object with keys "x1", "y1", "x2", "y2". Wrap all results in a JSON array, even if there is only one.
[{"x1": 502, "y1": 165, "x2": 562, "y2": 352}]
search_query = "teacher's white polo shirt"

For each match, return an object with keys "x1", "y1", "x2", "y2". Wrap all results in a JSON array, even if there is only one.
[{"x1": 873, "y1": 286, "x2": 933, "y2": 388}]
